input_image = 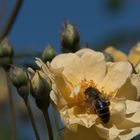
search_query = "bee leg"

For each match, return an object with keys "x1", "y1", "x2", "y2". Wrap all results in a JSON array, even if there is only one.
[
  {"x1": 107, "y1": 100, "x2": 110, "y2": 106},
  {"x1": 93, "y1": 108, "x2": 97, "y2": 114},
  {"x1": 86, "y1": 108, "x2": 91, "y2": 114}
]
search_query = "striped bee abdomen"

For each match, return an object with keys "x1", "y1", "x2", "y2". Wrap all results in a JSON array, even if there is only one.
[{"x1": 94, "y1": 99, "x2": 110, "y2": 123}]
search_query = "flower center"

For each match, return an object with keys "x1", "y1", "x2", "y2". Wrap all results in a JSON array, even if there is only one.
[
  {"x1": 73, "y1": 80, "x2": 97, "y2": 104},
  {"x1": 72, "y1": 80, "x2": 110, "y2": 115}
]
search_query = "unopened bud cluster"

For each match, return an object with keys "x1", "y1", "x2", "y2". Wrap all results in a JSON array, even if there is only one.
[
  {"x1": 30, "y1": 71, "x2": 52, "y2": 110},
  {"x1": 41, "y1": 44, "x2": 56, "y2": 62},
  {"x1": 0, "y1": 38, "x2": 14, "y2": 70},
  {"x1": 10, "y1": 66, "x2": 29, "y2": 100},
  {"x1": 60, "y1": 21, "x2": 80, "y2": 53}
]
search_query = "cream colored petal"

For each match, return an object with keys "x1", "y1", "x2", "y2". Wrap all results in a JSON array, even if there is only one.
[
  {"x1": 128, "y1": 42, "x2": 140, "y2": 65},
  {"x1": 118, "y1": 127, "x2": 140, "y2": 140},
  {"x1": 116, "y1": 119, "x2": 140, "y2": 140},
  {"x1": 117, "y1": 119, "x2": 140, "y2": 129},
  {"x1": 99, "y1": 61, "x2": 132, "y2": 97},
  {"x1": 27, "y1": 67, "x2": 35, "y2": 74},
  {"x1": 50, "y1": 68, "x2": 77, "y2": 106},
  {"x1": 117, "y1": 78, "x2": 137, "y2": 100},
  {"x1": 35, "y1": 57, "x2": 78, "y2": 106},
  {"x1": 35, "y1": 58, "x2": 53, "y2": 81},
  {"x1": 130, "y1": 74, "x2": 140, "y2": 99},
  {"x1": 60, "y1": 106, "x2": 98, "y2": 129},
  {"x1": 51, "y1": 53, "x2": 83, "y2": 86},
  {"x1": 50, "y1": 90, "x2": 58, "y2": 105},
  {"x1": 126, "y1": 100, "x2": 140, "y2": 115},
  {"x1": 126, "y1": 110, "x2": 140, "y2": 123},
  {"x1": 63, "y1": 126, "x2": 104, "y2": 140},
  {"x1": 50, "y1": 90, "x2": 67, "y2": 108},
  {"x1": 80, "y1": 51, "x2": 106, "y2": 84},
  {"x1": 95, "y1": 123, "x2": 120, "y2": 140},
  {"x1": 96, "y1": 119, "x2": 140, "y2": 140},
  {"x1": 96, "y1": 118, "x2": 140, "y2": 140},
  {"x1": 105, "y1": 47, "x2": 128, "y2": 62},
  {"x1": 35, "y1": 57, "x2": 44, "y2": 68},
  {"x1": 110, "y1": 98, "x2": 126, "y2": 124},
  {"x1": 75, "y1": 48, "x2": 95, "y2": 57}
]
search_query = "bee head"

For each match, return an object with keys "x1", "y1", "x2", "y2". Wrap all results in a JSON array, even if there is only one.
[{"x1": 84, "y1": 87, "x2": 100, "y2": 99}]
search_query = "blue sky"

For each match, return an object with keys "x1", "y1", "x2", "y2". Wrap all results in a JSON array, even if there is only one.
[{"x1": 2, "y1": 0, "x2": 140, "y2": 53}]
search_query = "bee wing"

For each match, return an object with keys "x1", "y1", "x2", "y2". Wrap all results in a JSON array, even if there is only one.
[{"x1": 100, "y1": 94, "x2": 110, "y2": 106}]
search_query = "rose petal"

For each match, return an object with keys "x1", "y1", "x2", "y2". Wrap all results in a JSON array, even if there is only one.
[
  {"x1": 50, "y1": 90, "x2": 58, "y2": 105},
  {"x1": 116, "y1": 119, "x2": 140, "y2": 140},
  {"x1": 35, "y1": 58, "x2": 54, "y2": 82},
  {"x1": 110, "y1": 98, "x2": 126, "y2": 124},
  {"x1": 60, "y1": 106, "x2": 98, "y2": 129},
  {"x1": 126, "y1": 110, "x2": 140, "y2": 123},
  {"x1": 95, "y1": 123, "x2": 120, "y2": 140},
  {"x1": 51, "y1": 53, "x2": 83, "y2": 86},
  {"x1": 117, "y1": 119, "x2": 140, "y2": 129},
  {"x1": 50, "y1": 90, "x2": 68, "y2": 108},
  {"x1": 130, "y1": 74, "x2": 140, "y2": 99},
  {"x1": 95, "y1": 119, "x2": 140, "y2": 140},
  {"x1": 125, "y1": 100, "x2": 140, "y2": 115},
  {"x1": 118, "y1": 127, "x2": 140, "y2": 140},
  {"x1": 128, "y1": 42, "x2": 140, "y2": 65},
  {"x1": 117, "y1": 78, "x2": 137, "y2": 100},
  {"x1": 50, "y1": 68, "x2": 78, "y2": 106},
  {"x1": 63, "y1": 126, "x2": 104, "y2": 140},
  {"x1": 105, "y1": 47, "x2": 128, "y2": 62},
  {"x1": 75, "y1": 48, "x2": 96, "y2": 57},
  {"x1": 99, "y1": 61, "x2": 132, "y2": 97},
  {"x1": 80, "y1": 51, "x2": 106, "y2": 84}
]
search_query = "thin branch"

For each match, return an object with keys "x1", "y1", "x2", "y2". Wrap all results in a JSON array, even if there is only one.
[
  {"x1": 0, "y1": 0, "x2": 24, "y2": 42},
  {"x1": 42, "y1": 110, "x2": 54, "y2": 140}
]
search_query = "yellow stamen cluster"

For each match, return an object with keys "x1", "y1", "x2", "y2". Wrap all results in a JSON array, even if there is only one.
[{"x1": 75, "y1": 80, "x2": 96, "y2": 104}]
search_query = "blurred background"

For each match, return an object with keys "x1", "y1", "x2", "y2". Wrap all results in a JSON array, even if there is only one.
[{"x1": 1, "y1": 0, "x2": 140, "y2": 140}]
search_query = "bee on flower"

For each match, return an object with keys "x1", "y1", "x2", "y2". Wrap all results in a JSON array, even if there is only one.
[{"x1": 36, "y1": 48, "x2": 140, "y2": 140}]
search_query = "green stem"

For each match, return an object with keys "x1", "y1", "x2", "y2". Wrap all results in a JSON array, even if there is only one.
[
  {"x1": 24, "y1": 99, "x2": 41, "y2": 140},
  {"x1": 6, "y1": 74, "x2": 16, "y2": 140},
  {"x1": 42, "y1": 109, "x2": 54, "y2": 140}
]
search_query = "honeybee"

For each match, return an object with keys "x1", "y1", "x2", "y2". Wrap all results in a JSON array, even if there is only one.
[{"x1": 84, "y1": 87, "x2": 110, "y2": 123}]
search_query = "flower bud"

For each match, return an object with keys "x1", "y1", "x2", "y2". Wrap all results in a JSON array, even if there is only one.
[
  {"x1": 60, "y1": 21, "x2": 80, "y2": 53},
  {"x1": 0, "y1": 57, "x2": 13, "y2": 70},
  {"x1": 30, "y1": 72, "x2": 52, "y2": 110},
  {"x1": 0, "y1": 38, "x2": 14, "y2": 57},
  {"x1": 41, "y1": 44, "x2": 56, "y2": 62},
  {"x1": 0, "y1": 38, "x2": 14, "y2": 70},
  {"x1": 9, "y1": 66, "x2": 29, "y2": 100},
  {"x1": 103, "y1": 51, "x2": 114, "y2": 62},
  {"x1": 10, "y1": 66, "x2": 29, "y2": 88}
]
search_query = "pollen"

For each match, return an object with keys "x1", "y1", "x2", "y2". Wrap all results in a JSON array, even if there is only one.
[{"x1": 75, "y1": 80, "x2": 97, "y2": 104}]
